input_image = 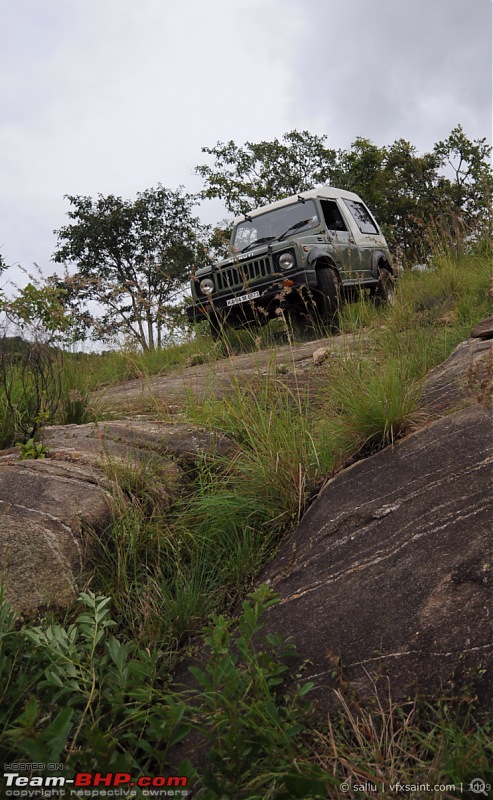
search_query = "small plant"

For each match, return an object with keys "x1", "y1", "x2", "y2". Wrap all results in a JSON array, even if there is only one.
[
  {"x1": 0, "y1": 591, "x2": 160, "y2": 770},
  {"x1": 0, "y1": 587, "x2": 330, "y2": 795},
  {"x1": 146, "y1": 585, "x2": 331, "y2": 798},
  {"x1": 17, "y1": 437, "x2": 48, "y2": 459}
]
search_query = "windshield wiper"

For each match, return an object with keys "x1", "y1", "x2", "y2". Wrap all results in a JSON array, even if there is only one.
[
  {"x1": 239, "y1": 236, "x2": 276, "y2": 253},
  {"x1": 276, "y1": 218, "x2": 313, "y2": 242}
]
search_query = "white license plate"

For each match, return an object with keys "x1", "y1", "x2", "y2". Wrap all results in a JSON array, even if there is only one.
[{"x1": 226, "y1": 291, "x2": 260, "y2": 307}]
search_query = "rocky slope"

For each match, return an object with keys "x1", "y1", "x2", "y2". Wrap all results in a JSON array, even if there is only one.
[
  {"x1": 258, "y1": 316, "x2": 492, "y2": 708},
  {"x1": 0, "y1": 317, "x2": 491, "y2": 711}
]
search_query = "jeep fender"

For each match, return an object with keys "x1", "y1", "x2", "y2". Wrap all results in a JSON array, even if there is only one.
[
  {"x1": 307, "y1": 247, "x2": 339, "y2": 275},
  {"x1": 370, "y1": 251, "x2": 393, "y2": 280}
]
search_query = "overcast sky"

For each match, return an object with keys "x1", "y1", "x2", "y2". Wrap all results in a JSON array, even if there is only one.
[{"x1": 1, "y1": 0, "x2": 491, "y2": 288}]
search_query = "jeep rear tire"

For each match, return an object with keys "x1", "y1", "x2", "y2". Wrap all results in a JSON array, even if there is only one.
[
  {"x1": 374, "y1": 268, "x2": 395, "y2": 306},
  {"x1": 316, "y1": 266, "x2": 341, "y2": 319}
]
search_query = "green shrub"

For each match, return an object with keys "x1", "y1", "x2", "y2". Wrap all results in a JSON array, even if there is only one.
[
  {"x1": 0, "y1": 591, "x2": 161, "y2": 770},
  {"x1": 17, "y1": 437, "x2": 48, "y2": 459},
  {"x1": 167, "y1": 585, "x2": 330, "y2": 798},
  {"x1": 0, "y1": 587, "x2": 330, "y2": 797}
]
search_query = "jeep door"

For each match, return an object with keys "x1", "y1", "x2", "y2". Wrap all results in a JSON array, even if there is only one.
[
  {"x1": 318, "y1": 199, "x2": 359, "y2": 277},
  {"x1": 339, "y1": 198, "x2": 382, "y2": 277}
]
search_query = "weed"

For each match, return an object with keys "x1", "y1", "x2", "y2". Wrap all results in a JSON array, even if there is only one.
[
  {"x1": 0, "y1": 586, "x2": 330, "y2": 796},
  {"x1": 171, "y1": 585, "x2": 331, "y2": 798},
  {"x1": 312, "y1": 682, "x2": 493, "y2": 796},
  {"x1": 17, "y1": 437, "x2": 48, "y2": 460},
  {"x1": 0, "y1": 341, "x2": 63, "y2": 442},
  {"x1": 0, "y1": 591, "x2": 157, "y2": 769}
]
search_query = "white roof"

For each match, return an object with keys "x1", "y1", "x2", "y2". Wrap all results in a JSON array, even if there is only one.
[{"x1": 232, "y1": 186, "x2": 363, "y2": 225}]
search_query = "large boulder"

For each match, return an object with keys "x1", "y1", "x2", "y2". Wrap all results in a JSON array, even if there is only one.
[
  {"x1": 0, "y1": 458, "x2": 115, "y2": 611},
  {"x1": 259, "y1": 404, "x2": 492, "y2": 709},
  {"x1": 0, "y1": 421, "x2": 234, "y2": 611},
  {"x1": 258, "y1": 322, "x2": 493, "y2": 709}
]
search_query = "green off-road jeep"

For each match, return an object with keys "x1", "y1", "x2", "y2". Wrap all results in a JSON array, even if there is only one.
[{"x1": 186, "y1": 186, "x2": 395, "y2": 336}]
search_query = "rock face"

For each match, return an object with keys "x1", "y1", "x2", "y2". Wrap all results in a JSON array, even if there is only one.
[
  {"x1": 259, "y1": 405, "x2": 492, "y2": 708},
  {"x1": 0, "y1": 459, "x2": 115, "y2": 611},
  {"x1": 96, "y1": 332, "x2": 361, "y2": 412},
  {"x1": 0, "y1": 421, "x2": 234, "y2": 611},
  {"x1": 258, "y1": 319, "x2": 493, "y2": 709},
  {"x1": 421, "y1": 336, "x2": 492, "y2": 412}
]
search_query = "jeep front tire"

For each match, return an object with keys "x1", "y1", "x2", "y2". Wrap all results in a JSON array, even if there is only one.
[{"x1": 316, "y1": 266, "x2": 341, "y2": 319}]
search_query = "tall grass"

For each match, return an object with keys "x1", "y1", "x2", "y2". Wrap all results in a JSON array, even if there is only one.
[
  {"x1": 389, "y1": 251, "x2": 491, "y2": 336},
  {"x1": 186, "y1": 370, "x2": 333, "y2": 523},
  {"x1": 313, "y1": 683, "x2": 493, "y2": 796},
  {"x1": 88, "y1": 371, "x2": 336, "y2": 646},
  {"x1": 0, "y1": 350, "x2": 96, "y2": 448}
]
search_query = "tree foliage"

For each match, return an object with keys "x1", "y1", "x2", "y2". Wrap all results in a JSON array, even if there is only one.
[
  {"x1": 3, "y1": 279, "x2": 77, "y2": 342},
  {"x1": 53, "y1": 185, "x2": 207, "y2": 349},
  {"x1": 196, "y1": 130, "x2": 338, "y2": 216},
  {"x1": 433, "y1": 126, "x2": 493, "y2": 240},
  {"x1": 197, "y1": 125, "x2": 492, "y2": 265},
  {"x1": 0, "y1": 258, "x2": 80, "y2": 348}
]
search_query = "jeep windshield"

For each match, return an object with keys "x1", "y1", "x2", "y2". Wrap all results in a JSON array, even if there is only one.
[{"x1": 233, "y1": 200, "x2": 320, "y2": 252}]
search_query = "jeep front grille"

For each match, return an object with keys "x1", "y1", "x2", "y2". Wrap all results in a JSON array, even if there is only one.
[{"x1": 215, "y1": 255, "x2": 273, "y2": 292}]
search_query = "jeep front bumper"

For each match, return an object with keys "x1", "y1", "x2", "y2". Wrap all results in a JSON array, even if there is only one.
[{"x1": 186, "y1": 270, "x2": 317, "y2": 324}]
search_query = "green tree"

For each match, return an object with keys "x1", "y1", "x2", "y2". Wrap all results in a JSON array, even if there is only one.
[
  {"x1": 334, "y1": 136, "x2": 388, "y2": 213},
  {"x1": 378, "y1": 139, "x2": 443, "y2": 263},
  {"x1": 433, "y1": 124, "x2": 493, "y2": 242},
  {"x1": 196, "y1": 130, "x2": 338, "y2": 216},
  {"x1": 53, "y1": 185, "x2": 207, "y2": 350},
  {"x1": 3, "y1": 276, "x2": 77, "y2": 343}
]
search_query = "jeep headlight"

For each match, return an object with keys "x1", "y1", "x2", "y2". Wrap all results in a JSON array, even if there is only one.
[
  {"x1": 278, "y1": 252, "x2": 295, "y2": 270},
  {"x1": 199, "y1": 277, "x2": 215, "y2": 295}
]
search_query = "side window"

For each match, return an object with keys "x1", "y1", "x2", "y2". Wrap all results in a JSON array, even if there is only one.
[
  {"x1": 320, "y1": 200, "x2": 347, "y2": 231},
  {"x1": 342, "y1": 199, "x2": 379, "y2": 235}
]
